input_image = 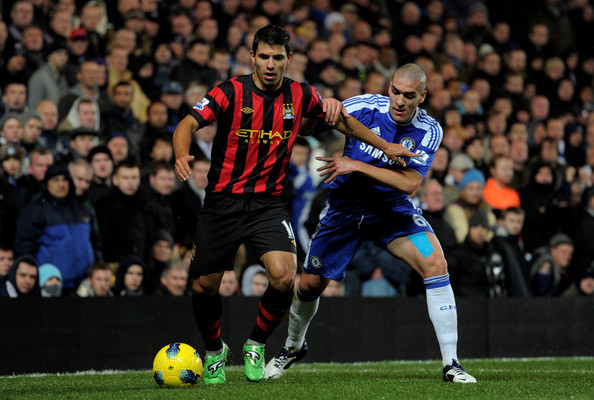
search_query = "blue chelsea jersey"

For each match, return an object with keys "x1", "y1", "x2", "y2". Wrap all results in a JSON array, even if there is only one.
[{"x1": 328, "y1": 94, "x2": 443, "y2": 215}]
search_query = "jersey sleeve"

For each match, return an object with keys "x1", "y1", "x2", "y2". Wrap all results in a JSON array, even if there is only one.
[
  {"x1": 301, "y1": 84, "x2": 325, "y2": 119},
  {"x1": 406, "y1": 121, "x2": 443, "y2": 179},
  {"x1": 190, "y1": 80, "x2": 233, "y2": 126}
]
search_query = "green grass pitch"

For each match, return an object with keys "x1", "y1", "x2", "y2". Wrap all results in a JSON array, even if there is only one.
[{"x1": 1, "y1": 358, "x2": 593, "y2": 400}]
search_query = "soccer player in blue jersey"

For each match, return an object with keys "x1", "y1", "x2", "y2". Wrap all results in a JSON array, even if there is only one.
[{"x1": 265, "y1": 63, "x2": 477, "y2": 383}]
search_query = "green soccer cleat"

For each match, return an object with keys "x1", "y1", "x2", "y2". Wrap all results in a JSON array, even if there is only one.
[
  {"x1": 243, "y1": 342, "x2": 265, "y2": 382},
  {"x1": 203, "y1": 342, "x2": 229, "y2": 384}
]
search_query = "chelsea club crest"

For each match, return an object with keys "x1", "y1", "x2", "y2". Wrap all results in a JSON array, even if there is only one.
[{"x1": 399, "y1": 137, "x2": 415, "y2": 150}]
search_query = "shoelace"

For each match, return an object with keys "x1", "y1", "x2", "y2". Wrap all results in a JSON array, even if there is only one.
[{"x1": 272, "y1": 349, "x2": 289, "y2": 368}]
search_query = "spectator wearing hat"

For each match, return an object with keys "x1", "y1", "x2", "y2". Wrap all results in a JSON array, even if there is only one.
[
  {"x1": 106, "y1": 132, "x2": 129, "y2": 164},
  {"x1": 38, "y1": 263, "x2": 63, "y2": 297},
  {"x1": 0, "y1": 255, "x2": 40, "y2": 298},
  {"x1": 0, "y1": 143, "x2": 25, "y2": 186},
  {"x1": 64, "y1": 27, "x2": 90, "y2": 87},
  {"x1": 0, "y1": 113, "x2": 24, "y2": 146},
  {"x1": 87, "y1": 145, "x2": 113, "y2": 205},
  {"x1": 66, "y1": 127, "x2": 98, "y2": 163},
  {"x1": 27, "y1": 40, "x2": 70, "y2": 109},
  {"x1": 444, "y1": 168, "x2": 496, "y2": 244},
  {"x1": 160, "y1": 81, "x2": 186, "y2": 133},
  {"x1": 447, "y1": 209, "x2": 505, "y2": 297},
  {"x1": 14, "y1": 163, "x2": 100, "y2": 292},
  {"x1": 530, "y1": 233, "x2": 576, "y2": 297}
]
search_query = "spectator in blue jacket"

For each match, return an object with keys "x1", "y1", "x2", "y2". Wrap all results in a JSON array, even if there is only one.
[{"x1": 14, "y1": 163, "x2": 100, "y2": 292}]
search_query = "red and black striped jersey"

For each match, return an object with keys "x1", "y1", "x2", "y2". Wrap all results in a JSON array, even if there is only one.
[{"x1": 190, "y1": 74, "x2": 325, "y2": 196}]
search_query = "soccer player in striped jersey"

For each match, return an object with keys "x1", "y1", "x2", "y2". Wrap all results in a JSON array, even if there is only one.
[
  {"x1": 172, "y1": 25, "x2": 417, "y2": 384},
  {"x1": 265, "y1": 63, "x2": 477, "y2": 383}
]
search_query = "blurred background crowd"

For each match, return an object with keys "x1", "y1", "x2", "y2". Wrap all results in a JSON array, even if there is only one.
[{"x1": 1, "y1": 0, "x2": 594, "y2": 299}]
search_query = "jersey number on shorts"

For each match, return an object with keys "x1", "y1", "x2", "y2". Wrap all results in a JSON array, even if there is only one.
[{"x1": 413, "y1": 214, "x2": 429, "y2": 227}]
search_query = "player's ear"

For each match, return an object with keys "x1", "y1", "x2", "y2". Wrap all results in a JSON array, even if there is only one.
[{"x1": 419, "y1": 90, "x2": 427, "y2": 104}]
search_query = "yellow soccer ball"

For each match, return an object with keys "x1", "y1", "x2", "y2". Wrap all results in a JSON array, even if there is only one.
[{"x1": 152, "y1": 342, "x2": 203, "y2": 388}]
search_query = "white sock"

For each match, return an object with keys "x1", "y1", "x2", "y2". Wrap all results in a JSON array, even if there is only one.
[
  {"x1": 424, "y1": 274, "x2": 458, "y2": 367},
  {"x1": 285, "y1": 290, "x2": 319, "y2": 351}
]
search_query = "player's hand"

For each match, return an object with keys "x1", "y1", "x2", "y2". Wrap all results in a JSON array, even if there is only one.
[
  {"x1": 174, "y1": 155, "x2": 195, "y2": 181},
  {"x1": 316, "y1": 156, "x2": 359, "y2": 183},
  {"x1": 323, "y1": 98, "x2": 349, "y2": 126},
  {"x1": 381, "y1": 142, "x2": 421, "y2": 167}
]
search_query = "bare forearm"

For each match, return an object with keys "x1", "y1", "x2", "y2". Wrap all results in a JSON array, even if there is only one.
[
  {"x1": 333, "y1": 114, "x2": 387, "y2": 151},
  {"x1": 173, "y1": 115, "x2": 199, "y2": 158}
]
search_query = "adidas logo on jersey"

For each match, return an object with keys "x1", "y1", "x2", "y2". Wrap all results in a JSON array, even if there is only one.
[{"x1": 371, "y1": 126, "x2": 381, "y2": 136}]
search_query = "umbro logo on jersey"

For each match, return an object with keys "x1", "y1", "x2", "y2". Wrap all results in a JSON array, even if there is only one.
[
  {"x1": 241, "y1": 107, "x2": 254, "y2": 114},
  {"x1": 208, "y1": 360, "x2": 225, "y2": 373},
  {"x1": 371, "y1": 126, "x2": 381, "y2": 136}
]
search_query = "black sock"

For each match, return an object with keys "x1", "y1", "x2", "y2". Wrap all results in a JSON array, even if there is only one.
[
  {"x1": 192, "y1": 292, "x2": 223, "y2": 352},
  {"x1": 248, "y1": 285, "x2": 294, "y2": 344}
]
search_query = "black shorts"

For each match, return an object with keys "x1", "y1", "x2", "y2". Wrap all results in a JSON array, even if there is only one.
[{"x1": 189, "y1": 193, "x2": 297, "y2": 278}]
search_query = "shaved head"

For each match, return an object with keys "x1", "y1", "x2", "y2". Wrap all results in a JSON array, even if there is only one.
[{"x1": 394, "y1": 63, "x2": 427, "y2": 92}]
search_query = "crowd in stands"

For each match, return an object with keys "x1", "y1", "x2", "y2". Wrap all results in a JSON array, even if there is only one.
[{"x1": 1, "y1": 0, "x2": 594, "y2": 299}]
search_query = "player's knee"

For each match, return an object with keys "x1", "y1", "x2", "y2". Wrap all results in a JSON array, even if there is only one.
[
  {"x1": 193, "y1": 276, "x2": 218, "y2": 295},
  {"x1": 268, "y1": 274, "x2": 295, "y2": 292},
  {"x1": 419, "y1": 254, "x2": 448, "y2": 279}
]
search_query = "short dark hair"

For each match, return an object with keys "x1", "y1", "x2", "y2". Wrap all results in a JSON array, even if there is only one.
[
  {"x1": 149, "y1": 160, "x2": 174, "y2": 176},
  {"x1": 252, "y1": 25, "x2": 290, "y2": 55},
  {"x1": 114, "y1": 158, "x2": 139, "y2": 174}
]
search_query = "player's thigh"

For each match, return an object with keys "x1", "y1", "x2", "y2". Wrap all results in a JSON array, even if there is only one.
[
  {"x1": 190, "y1": 195, "x2": 244, "y2": 278},
  {"x1": 386, "y1": 232, "x2": 447, "y2": 279}
]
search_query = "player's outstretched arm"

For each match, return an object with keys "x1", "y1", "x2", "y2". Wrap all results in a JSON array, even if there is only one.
[
  {"x1": 317, "y1": 156, "x2": 423, "y2": 195},
  {"x1": 331, "y1": 115, "x2": 419, "y2": 167},
  {"x1": 173, "y1": 115, "x2": 200, "y2": 181}
]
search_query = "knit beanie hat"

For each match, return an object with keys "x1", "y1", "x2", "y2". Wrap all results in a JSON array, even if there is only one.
[
  {"x1": 460, "y1": 168, "x2": 486, "y2": 189},
  {"x1": 38, "y1": 263, "x2": 62, "y2": 286}
]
